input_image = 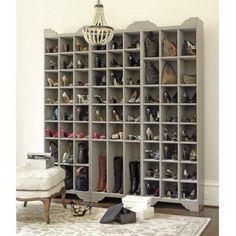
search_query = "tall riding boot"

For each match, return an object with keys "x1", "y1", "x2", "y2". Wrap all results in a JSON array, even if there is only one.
[
  {"x1": 113, "y1": 156, "x2": 123, "y2": 193},
  {"x1": 135, "y1": 161, "x2": 141, "y2": 195},
  {"x1": 129, "y1": 161, "x2": 138, "y2": 194},
  {"x1": 97, "y1": 156, "x2": 106, "y2": 192}
]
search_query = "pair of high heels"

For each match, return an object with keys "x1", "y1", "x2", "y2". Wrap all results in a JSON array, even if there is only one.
[
  {"x1": 128, "y1": 91, "x2": 140, "y2": 103},
  {"x1": 95, "y1": 75, "x2": 106, "y2": 86},
  {"x1": 146, "y1": 93, "x2": 159, "y2": 103},
  {"x1": 128, "y1": 78, "x2": 140, "y2": 85},
  {"x1": 127, "y1": 115, "x2": 140, "y2": 122},
  {"x1": 94, "y1": 95, "x2": 106, "y2": 104},
  {"x1": 62, "y1": 112, "x2": 73, "y2": 121},
  {"x1": 146, "y1": 127, "x2": 159, "y2": 140},
  {"x1": 76, "y1": 132, "x2": 89, "y2": 139},
  {"x1": 146, "y1": 108, "x2": 160, "y2": 122},
  {"x1": 111, "y1": 40, "x2": 122, "y2": 49},
  {"x1": 110, "y1": 58, "x2": 122, "y2": 67},
  {"x1": 183, "y1": 169, "x2": 197, "y2": 180},
  {"x1": 182, "y1": 114, "x2": 197, "y2": 123},
  {"x1": 166, "y1": 116, "x2": 178, "y2": 122},
  {"x1": 110, "y1": 96, "x2": 122, "y2": 104},
  {"x1": 112, "y1": 109, "x2": 122, "y2": 121},
  {"x1": 47, "y1": 78, "x2": 58, "y2": 87},
  {"x1": 128, "y1": 39, "x2": 140, "y2": 49},
  {"x1": 182, "y1": 130, "x2": 197, "y2": 142},
  {"x1": 111, "y1": 132, "x2": 123, "y2": 139},
  {"x1": 182, "y1": 92, "x2": 196, "y2": 103},
  {"x1": 127, "y1": 134, "x2": 141, "y2": 140},
  {"x1": 182, "y1": 146, "x2": 197, "y2": 161},
  {"x1": 48, "y1": 108, "x2": 58, "y2": 120},
  {"x1": 163, "y1": 91, "x2": 177, "y2": 103},
  {"x1": 182, "y1": 186, "x2": 197, "y2": 200},
  {"x1": 164, "y1": 145, "x2": 178, "y2": 160},
  {"x1": 182, "y1": 40, "x2": 196, "y2": 56},
  {"x1": 61, "y1": 128, "x2": 73, "y2": 138},
  {"x1": 77, "y1": 59, "x2": 85, "y2": 69},
  {"x1": 77, "y1": 107, "x2": 88, "y2": 121},
  {"x1": 46, "y1": 128, "x2": 58, "y2": 138},
  {"x1": 163, "y1": 128, "x2": 178, "y2": 141},
  {"x1": 146, "y1": 182, "x2": 159, "y2": 196},
  {"x1": 145, "y1": 149, "x2": 160, "y2": 160},
  {"x1": 95, "y1": 56, "x2": 105, "y2": 68},
  {"x1": 62, "y1": 56, "x2": 73, "y2": 69},
  {"x1": 46, "y1": 98, "x2": 58, "y2": 104},
  {"x1": 111, "y1": 72, "x2": 123, "y2": 85},
  {"x1": 62, "y1": 92, "x2": 73, "y2": 104},
  {"x1": 95, "y1": 110, "x2": 105, "y2": 121},
  {"x1": 71, "y1": 201, "x2": 92, "y2": 217},
  {"x1": 165, "y1": 169, "x2": 177, "y2": 179},
  {"x1": 165, "y1": 185, "x2": 178, "y2": 198},
  {"x1": 62, "y1": 75, "x2": 72, "y2": 87},
  {"x1": 146, "y1": 168, "x2": 159, "y2": 178},
  {"x1": 49, "y1": 60, "x2": 57, "y2": 70},
  {"x1": 75, "y1": 39, "x2": 88, "y2": 51},
  {"x1": 92, "y1": 132, "x2": 106, "y2": 139},
  {"x1": 46, "y1": 46, "x2": 58, "y2": 53},
  {"x1": 77, "y1": 94, "x2": 89, "y2": 103},
  {"x1": 128, "y1": 55, "x2": 140, "y2": 67}
]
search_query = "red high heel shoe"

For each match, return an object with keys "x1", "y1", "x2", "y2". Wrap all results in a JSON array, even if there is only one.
[
  {"x1": 68, "y1": 132, "x2": 73, "y2": 138},
  {"x1": 76, "y1": 132, "x2": 88, "y2": 139},
  {"x1": 53, "y1": 132, "x2": 59, "y2": 138},
  {"x1": 92, "y1": 132, "x2": 101, "y2": 139},
  {"x1": 61, "y1": 128, "x2": 68, "y2": 138},
  {"x1": 46, "y1": 128, "x2": 53, "y2": 137}
]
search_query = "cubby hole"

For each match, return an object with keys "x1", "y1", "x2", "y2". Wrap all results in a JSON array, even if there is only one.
[
  {"x1": 75, "y1": 36, "x2": 88, "y2": 52},
  {"x1": 60, "y1": 55, "x2": 73, "y2": 70},
  {"x1": 144, "y1": 60, "x2": 159, "y2": 85},
  {"x1": 161, "y1": 59, "x2": 177, "y2": 84},
  {"x1": 92, "y1": 88, "x2": 106, "y2": 104},
  {"x1": 180, "y1": 163, "x2": 197, "y2": 181},
  {"x1": 45, "y1": 38, "x2": 58, "y2": 53},
  {"x1": 75, "y1": 166, "x2": 89, "y2": 191},
  {"x1": 180, "y1": 105, "x2": 197, "y2": 123},
  {"x1": 60, "y1": 140, "x2": 73, "y2": 164},
  {"x1": 143, "y1": 143, "x2": 160, "y2": 161},
  {"x1": 108, "y1": 52, "x2": 123, "y2": 67},
  {"x1": 161, "y1": 30, "x2": 178, "y2": 57},
  {"x1": 180, "y1": 144, "x2": 197, "y2": 162},
  {"x1": 45, "y1": 72, "x2": 58, "y2": 87},
  {"x1": 108, "y1": 88, "x2": 123, "y2": 104},
  {"x1": 125, "y1": 124, "x2": 140, "y2": 140},
  {"x1": 75, "y1": 105, "x2": 88, "y2": 121},
  {"x1": 144, "y1": 180, "x2": 159, "y2": 197},
  {"x1": 74, "y1": 88, "x2": 89, "y2": 104},
  {"x1": 144, "y1": 105, "x2": 159, "y2": 122},
  {"x1": 161, "y1": 86, "x2": 177, "y2": 103},
  {"x1": 179, "y1": 29, "x2": 196, "y2": 56},
  {"x1": 45, "y1": 89, "x2": 58, "y2": 104},
  {"x1": 59, "y1": 89, "x2": 73, "y2": 104},
  {"x1": 45, "y1": 140, "x2": 58, "y2": 162},
  {"x1": 60, "y1": 105, "x2": 73, "y2": 121},
  {"x1": 108, "y1": 105, "x2": 123, "y2": 122},
  {"x1": 75, "y1": 71, "x2": 88, "y2": 86},
  {"x1": 143, "y1": 124, "x2": 159, "y2": 141},
  {"x1": 60, "y1": 123, "x2": 73, "y2": 139},
  {"x1": 45, "y1": 122, "x2": 58, "y2": 137},
  {"x1": 125, "y1": 105, "x2": 140, "y2": 122},
  {"x1": 75, "y1": 123, "x2": 89, "y2": 140},
  {"x1": 143, "y1": 87, "x2": 159, "y2": 104},
  {"x1": 62, "y1": 166, "x2": 73, "y2": 190},
  {"x1": 75, "y1": 141, "x2": 89, "y2": 164},
  {"x1": 45, "y1": 55, "x2": 58, "y2": 70},
  {"x1": 125, "y1": 52, "x2": 140, "y2": 67},
  {"x1": 162, "y1": 181, "x2": 178, "y2": 198},
  {"x1": 92, "y1": 52, "x2": 106, "y2": 68},
  {"x1": 75, "y1": 54, "x2": 88, "y2": 69},
  {"x1": 180, "y1": 183, "x2": 197, "y2": 200},
  {"x1": 60, "y1": 72, "x2": 73, "y2": 87},
  {"x1": 45, "y1": 106, "x2": 58, "y2": 121},
  {"x1": 108, "y1": 69, "x2": 123, "y2": 85},
  {"x1": 161, "y1": 105, "x2": 178, "y2": 123},
  {"x1": 161, "y1": 143, "x2": 178, "y2": 161},
  {"x1": 92, "y1": 71, "x2": 106, "y2": 86},
  {"x1": 125, "y1": 87, "x2": 140, "y2": 104},
  {"x1": 179, "y1": 59, "x2": 196, "y2": 84},
  {"x1": 179, "y1": 87, "x2": 196, "y2": 104},
  {"x1": 109, "y1": 34, "x2": 123, "y2": 50},
  {"x1": 108, "y1": 124, "x2": 123, "y2": 140},
  {"x1": 92, "y1": 106, "x2": 106, "y2": 122},
  {"x1": 180, "y1": 125, "x2": 197, "y2": 142},
  {"x1": 124, "y1": 69, "x2": 140, "y2": 85},
  {"x1": 92, "y1": 44, "x2": 107, "y2": 51},
  {"x1": 60, "y1": 37, "x2": 73, "y2": 52},
  {"x1": 143, "y1": 162, "x2": 160, "y2": 179},
  {"x1": 92, "y1": 141, "x2": 107, "y2": 192},
  {"x1": 161, "y1": 124, "x2": 178, "y2": 142},
  {"x1": 143, "y1": 31, "x2": 159, "y2": 57},
  {"x1": 162, "y1": 162, "x2": 178, "y2": 180},
  {"x1": 92, "y1": 123, "x2": 106, "y2": 140},
  {"x1": 124, "y1": 32, "x2": 140, "y2": 49}
]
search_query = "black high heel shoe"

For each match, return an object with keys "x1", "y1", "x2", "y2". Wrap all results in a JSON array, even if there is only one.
[
  {"x1": 72, "y1": 202, "x2": 92, "y2": 217},
  {"x1": 171, "y1": 92, "x2": 177, "y2": 103},
  {"x1": 163, "y1": 91, "x2": 171, "y2": 103},
  {"x1": 182, "y1": 92, "x2": 190, "y2": 103},
  {"x1": 191, "y1": 93, "x2": 197, "y2": 103},
  {"x1": 95, "y1": 95, "x2": 105, "y2": 104}
]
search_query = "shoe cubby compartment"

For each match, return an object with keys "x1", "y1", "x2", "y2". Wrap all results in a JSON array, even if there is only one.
[
  {"x1": 45, "y1": 38, "x2": 58, "y2": 53},
  {"x1": 108, "y1": 105, "x2": 123, "y2": 122},
  {"x1": 108, "y1": 52, "x2": 123, "y2": 68},
  {"x1": 161, "y1": 162, "x2": 178, "y2": 180},
  {"x1": 45, "y1": 55, "x2": 58, "y2": 70},
  {"x1": 180, "y1": 183, "x2": 197, "y2": 200},
  {"x1": 108, "y1": 34, "x2": 123, "y2": 50},
  {"x1": 179, "y1": 59, "x2": 196, "y2": 84},
  {"x1": 92, "y1": 70, "x2": 106, "y2": 86},
  {"x1": 62, "y1": 166, "x2": 74, "y2": 190},
  {"x1": 143, "y1": 161, "x2": 160, "y2": 180},
  {"x1": 162, "y1": 181, "x2": 178, "y2": 199},
  {"x1": 60, "y1": 105, "x2": 73, "y2": 121},
  {"x1": 75, "y1": 166, "x2": 89, "y2": 191},
  {"x1": 75, "y1": 54, "x2": 88, "y2": 69},
  {"x1": 75, "y1": 71, "x2": 88, "y2": 87},
  {"x1": 60, "y1": 140, "x2": 73, "y2": 164},
  {"x1": 124, "y1": 143, "x2": 140, "y2": 194},
  {"x1": 59, "y1": 89, "x2": 73, "y2": 104},
  {"x1": 161, "y1": 105, "x2": 178, "y2": 123},
  {"x1": 180, "y1": 125, "x2": 197, "y2": 142},
  {"x1": 144, "y1": 105, "x2": 159, "y2": 122},
  {"x1": 143, "y1": 124, "x2": 159, "y2": 141},
  {"x1": 160, "y1": 59, "x2": 177, "y2": 85},
  {"x1": 92, "y1": 52, "x2": 106, "y2": 68},
  {"x1": 60, "y1": 123, "x2": 73, "y2": 139},
  {"x1": 92, "y1": 123, "x2": 106, "y2": 140},
  {"x1": 124, "y1": 32, "x2": 140, "y2": 49},
  {"x1": 161, "y1": 124, "x2": 178, "y2": 142},
  {"x1": 144, "y1": 60, "x2": 159, "y2": 85},
  {"x1": 179, "y1": 29, "x2": 196, "y2": 56},
  {"x1": 45, "y1": 72, "x2": 58, "y2": 87},
  {"x1": 75, "y1": 141, "x2": 89, "y2": 164},
  {"x1": 108, "y1": 70, "x2": 123, "y2": 86},
  {"x1": 161, "y1": 30, "x2": 177, "y2": 57},
  {"x1": 161, "y1": 86, "x2": 178, "y2": 104},
  {"x1": 125, "y1": 124, "x2": 140, "y2": 141},
  {"x1": 107, "y1": 142, "x2": 123, "y2": 194},
  {"x1": 125, "y1": 105, "x2": 140, "y2": 122},
  {"x1": 180, "y1": 105, "x2": 197, "y2": 123},
  {"x1": 75, "y1": 36, "x2": 88, "y2": 52},
  {"x1": 180, "y1": 163, "x2": 197, "y2": 182},
  {"x1": 60, "y1": 72, "x2": 73, "y2": 87},
  {"x1": 59, "y1": 37, "x2": 73, "y2": 52},
  {"x1": 179, "y1": 87, "x2": 197, "y2": 104},
  {"x1": 124, "y1": 69, "x2": 140, "y2": 85},
  {"x1": 44, "y1": 140, "x2": 58, "y2": 162},
  {"x1": 143, "y1": 143, "x2": 160, "y2": 161},
  {"x1": 75, "y1": 123, "x2": 88, "y2": 140},
  {"x1": 92, "y1": 88, "x2": 106, "y2": 104},
  {"x1": 143, "y1": 87, "x2": 159, "y2": 104},
  {"x1": 144, "y1": 180, "x2": 160, "y2": 197},
  {"x1": 108, "y1": 123, "x2": 123, "y2": 140},
  {"x1": 143, "y1": 31, "x2": 159, "y2": 58},
  {"x1": 125, "y1": 88, "x2": 140, "y2": 104},
  {"x1": 180, "y1": 144, "x2": 197, "y2": 162},
  {"x1": 60, "y1": 55, "x2": 73, "y2": 70},
  {"x1": 161, "y1": 143, "x2": 178, "y2": 160},
  {"x1": 45, "y1": 106, "x2": 58, "y2": 121},
  {"x1": 75, "y1": 105, "x2": 88, "y2": 121},
  {"x1": 74, "y1": 88, "x2": 89, "y2": 104},
  {"x1": 92, "y1": 106, "x2": 106, "y2": 122},
  {"x1": 124, "y1": 52, "x2": 140, "y2": 67},
  {"x1": 45, "y1": 122, "x2": 58, "y2": 137},
  {"x1": 108, "y1": 88, "x2": 123, "y2": 104},
  {"x1": 45, "y1": 89, "x2": 58, "y2": 104}
]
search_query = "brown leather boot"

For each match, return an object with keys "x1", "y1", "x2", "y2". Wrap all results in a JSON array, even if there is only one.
[{"x1": 97, "y1": 156, "x2": 106, "y2": 192}]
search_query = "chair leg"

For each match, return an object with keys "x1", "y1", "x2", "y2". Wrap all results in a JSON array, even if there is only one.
[
  {"x1": 23, "y1": 201, "x2": 27, "y2": 207},
  {"x1": 61, "y1": 187, "x2": 67, "y2": 208},
  {"x1": 42, "y1": 198, "x2": 51, "y2": 224}
]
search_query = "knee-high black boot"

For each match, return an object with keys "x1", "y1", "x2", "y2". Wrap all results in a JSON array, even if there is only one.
[
  {"x1": 129, "y1": 161, "x2": 139, "y2": 194},
  {"x1": 135, "y1": 161, "x2": 141, "y2": 195},
  {"x1": 112, "y1": 156, "x2": 123, "y2": 193}
]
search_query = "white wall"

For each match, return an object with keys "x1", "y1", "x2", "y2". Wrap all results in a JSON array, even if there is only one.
[{"x1": 16, "y1": 0, "x2": 219, "y2": 206}]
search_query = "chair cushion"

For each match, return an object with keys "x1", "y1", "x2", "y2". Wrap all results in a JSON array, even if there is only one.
[{"x1": 16, "y1": 166, "x2": 65, "y2": 191}]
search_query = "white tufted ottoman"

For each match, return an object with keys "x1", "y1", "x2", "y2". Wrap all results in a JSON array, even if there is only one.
[{"x1": 16, "y1": 166, "x2": 67, "y2": 224}]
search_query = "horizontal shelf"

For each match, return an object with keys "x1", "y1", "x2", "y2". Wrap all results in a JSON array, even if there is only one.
[
  {"x1": 45, "y1": 53, "x2": 58, "y2": 56},
  {"x1": 161, "y1": 178, "x2": 178, "y2": 182},
  {"x1": 75, "y1": 163, "x2": 90, "y2": 167},
  {"x1": 45, "y1": 87, "x2": 58, "y2": 89},
  {"x1": 107, "y1": 49, "x2": 123, "y2": 53},
  {"x1": 179, "y1": 160, "x2": 198, "y2": 164},
  {"x1": 161, "y1": 160, "x2": 179, "y2": 163},
  {"x1": 143, "y1": 177, "x2": 160, "y2": 181},
  {"x1": 180, "y1": 179, "x2": 197, "y2": 183},
  {"x1": 75, "y1": 51, "x2": 89, "y2": 55},
  {"x1": 143, "y1": 159, "x2": 160, "y2": 162},
  {"x1": 143, "y1": 57, "x2": 159, "y2": 61}
]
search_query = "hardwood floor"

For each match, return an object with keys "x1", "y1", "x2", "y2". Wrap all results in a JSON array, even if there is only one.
[{"x1": 53, "y1": 195, "x2": 219, "y2": 236}]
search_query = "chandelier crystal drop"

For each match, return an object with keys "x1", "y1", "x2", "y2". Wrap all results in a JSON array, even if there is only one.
[{"x1": 83, "y1": 0, "x2": 114, "y2": 46}]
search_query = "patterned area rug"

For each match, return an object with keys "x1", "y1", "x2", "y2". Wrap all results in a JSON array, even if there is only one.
[{"x1": 16, "y1": 201, "x2": 210, "y2": 236}]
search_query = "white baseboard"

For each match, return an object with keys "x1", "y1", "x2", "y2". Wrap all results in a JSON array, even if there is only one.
[{"x1": 204, "y1": 181, "x2": 219, "y2": 206}]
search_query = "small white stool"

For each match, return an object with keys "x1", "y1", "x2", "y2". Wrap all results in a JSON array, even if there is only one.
[{"x1": 16, "y1": 166, "x2": 66, "y2": 224}]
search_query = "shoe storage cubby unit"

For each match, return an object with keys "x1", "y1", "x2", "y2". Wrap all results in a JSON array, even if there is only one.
[{"x1": 44, "y1": 18, "x2": 203, "y2": 211}]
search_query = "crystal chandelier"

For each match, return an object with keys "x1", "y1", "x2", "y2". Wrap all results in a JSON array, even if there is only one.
[{"x1": 83, "y1": 0, "x2": 114, "y2": 46}]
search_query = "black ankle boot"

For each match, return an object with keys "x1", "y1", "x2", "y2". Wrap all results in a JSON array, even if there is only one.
[{"x1": 112, "y1": 156, "x2": 123, "y2": 193}]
